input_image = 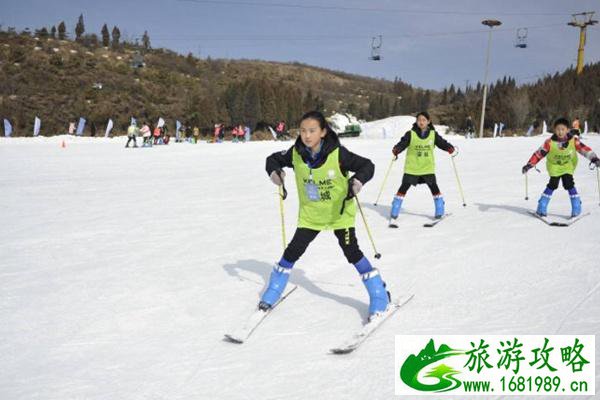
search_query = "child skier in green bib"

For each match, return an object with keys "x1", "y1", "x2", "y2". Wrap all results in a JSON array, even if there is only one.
[
  {"x1": 389, "y1": 112, "x2": 455, "y2": 222},
  {"x1": 262, "y1": 111, "x2": 390, "y2": 318},
  {"x1": 522, "y1": 117, "x2": 600, "y2": 217}
]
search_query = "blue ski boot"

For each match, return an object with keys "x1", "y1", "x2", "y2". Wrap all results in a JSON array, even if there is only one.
[
  {"x1": 536, "y1": 188, "x2": 553, "y2": 217},
  {"x1": 355, "y1": 257, "x2": 391, "y2": 318},
  {"x1": 433, "y1": 195, "x2": 445, "y2": 219},
  {"x1": 390, "y1": 195, "x2": 404, "y2": 219},
  {"x1": 569, "y1": 188, "x2": 582, "y2": 217},
  {"x1": 362, "y1": 269, "x2": 390, "y2": 317},
  {"x1": 258, "y1": 259, "x2": 293, "y2": 310}
]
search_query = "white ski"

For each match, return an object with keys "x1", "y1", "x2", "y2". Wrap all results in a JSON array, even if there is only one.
[
  {"x1": 529, "y1": 211, "x2": 590, "y2": 227},
  {"x1": 423, "y1": 213, "x2": 453, "y2": 228},
  {"x1": 557, "y1": 212, "x2": 591, "y2": 226},
  {"x1": 330, "y1": 293, "x2": 414, "y2": 354},
  {"x1": 224, "y1": 285, "x2": 298, "y2": 344}
]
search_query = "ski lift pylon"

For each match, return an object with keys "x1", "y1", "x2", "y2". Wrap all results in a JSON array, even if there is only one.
[
  {"x1": 369, "y1": 35, "x2": 382, "y2": 61},
  {"x1": 515, "y1": 28, "x2": 528, "y2": 49}
]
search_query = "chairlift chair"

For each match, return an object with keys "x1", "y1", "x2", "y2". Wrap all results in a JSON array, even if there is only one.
[
  {"x1": 369, "y1": 35, "x2": 382, "y2": 61},
  {"x1": 515, "y1": 28, "x2": 528, "y2": 49}
]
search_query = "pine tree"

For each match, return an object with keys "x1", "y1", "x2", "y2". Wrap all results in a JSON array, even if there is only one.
[
  {"x1": 57, "y1": 21, "x2": 66, "y2": 40},
  {"x1": 142, "y1": 31, "x2": 151, "y2": 50},
  {"x1": 111, "y1": 26, "x2": 121, "y2": 49},
  {"x1": 50, "y1": 26, "x2": 56, "y2": 39},
  {"x1": 75, "y1": 14, "x2": 85, "y2": 41},
  {"x1": 101, "y1": 24, "x2": 110, "y2": 47},
  {"x1": 244, "y1": 81, "x2": 262, "y2": 128},
  {"x1": 36, "y1": 27, "x2": 49, "y2": 39}
]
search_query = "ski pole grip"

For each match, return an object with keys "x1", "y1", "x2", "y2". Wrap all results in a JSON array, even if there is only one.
[{"x1": 276, "y1": 170, "x2": 288, "y2": 199}]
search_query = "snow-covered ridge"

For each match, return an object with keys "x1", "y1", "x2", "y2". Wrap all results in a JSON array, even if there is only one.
[{"x1": 360, "y1": 115, "x2": 450, "y2": 139}]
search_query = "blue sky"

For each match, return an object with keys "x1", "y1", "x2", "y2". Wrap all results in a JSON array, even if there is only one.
[{"x1": 2, "y1": 0, "x2": 599, "y2": 90}]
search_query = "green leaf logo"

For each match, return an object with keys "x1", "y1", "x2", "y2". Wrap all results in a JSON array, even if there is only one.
[{"x1": 400, "y1": 339, "x2": 464, "y2": 392}]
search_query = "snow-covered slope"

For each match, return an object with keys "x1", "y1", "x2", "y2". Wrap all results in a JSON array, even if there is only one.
[
  {"x1": 360, "y1": 115, "x2": 450, "y2": 139},
  {"x1": 1, "y1": 134, "x2": 598, "y2": 399}
]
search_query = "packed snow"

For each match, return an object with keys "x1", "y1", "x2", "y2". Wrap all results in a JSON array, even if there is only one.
[
  {"x1": 360, "y1": 115, "x2": 450, "y2": 139},
  {"x1": 1, "y1": 127, "x2": 599, "y2": 399}
]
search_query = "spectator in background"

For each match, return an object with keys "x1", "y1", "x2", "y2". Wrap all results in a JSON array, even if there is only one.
[
  {"x1": 219, "y1": 123, "x2": 225, "y2": 142},
  {"x1": 572, "y1": 117, "x2": 581, "y2": 136},
  {"x1": 163, "y1": 126, "x2": 171, "y2": 145},
  {"x1": 153, "y1": 125, "x2": 162, "y2": 145},
  {"x1": 141, "y1": 122, "x2": 152, "y2": 147},
  {"x1": 275, "y1": 120, "x2": 287, "y2": 140},
  {"x1": 126, "y1": 122, "x2": 139, "y2": 148},
  {"x1": 193, "y1": 126, "x2": 200, "y2": 143},
  {"x1": 465, "y1": 116, "x2": 475, "y2": 139},
  {"x1": 232, "y1": 125, "x2": 240, "y2": 143},
  {"x1": 244, "y1": 124, "x2": 251, "y2": 142},
  {"x1": 237, "y1": 124, "x2": 245, "y2": 143},
  {"x1": 213, "y1": 124, "x2": 221, "y2": 143}
]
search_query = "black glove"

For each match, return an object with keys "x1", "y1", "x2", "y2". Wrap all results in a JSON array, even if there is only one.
[
  {"x1": 522, "y1": 164, "x2": 533, "y2": 174},
  {"x1": 592, "y1": 157, "x2": 600, "y2": 168}
]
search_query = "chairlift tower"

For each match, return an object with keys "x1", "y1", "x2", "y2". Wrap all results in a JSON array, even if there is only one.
[
  {"x1": 478, "y1": 19, "x2": 502, "y2": 138},
  {"x1": 568, "y1": 12, "x2": 598, "y2": 74}
]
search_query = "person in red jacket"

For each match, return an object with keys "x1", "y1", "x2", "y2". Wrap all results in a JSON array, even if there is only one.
[
  {"x1": 522, "y1": 117, "x2": 600, "y2": 217},
  {"x1": 237, "y1": 124, "x2": 245, "y2": 142},
  {"x1": 153, "y1": 126, "x2": 162, "y2": 145},
  {"x1": 232, "y1": 126, "x2": 240, "y2": 143},
  {"x1": 275, "y1": 120, "x2": 287, "y2": 140}
]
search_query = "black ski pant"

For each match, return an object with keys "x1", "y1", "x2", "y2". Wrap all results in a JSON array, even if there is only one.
[
  {"x1": 397, "y1": 173, "x2": 441, "y2": 196},
  {"x1": 547, "y1": 174, "x2": 575, "y2": 191},
  {"x1": 125, "y1": 136, "x2": 137, "y2": 147},
  {"x1": 282, "y1": 227, "x2": 364, "y2": 265}
]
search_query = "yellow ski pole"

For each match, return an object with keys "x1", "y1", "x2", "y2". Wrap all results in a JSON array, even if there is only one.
[
  {"x1": 275, "y1": 171, "x2": 288, "y2": 250},
  {"x1": 374, "y1": 157, "x2": 395, "y2": 206},
  {"x1": 355, "y1": 195, "x2": 381, "y2": 259},
  {"x1": 451, "y1": 155, "x2": 467, "y2": 207},
  {"x1": 278, "y1": 186, "x2": 287, "y2": 249}
]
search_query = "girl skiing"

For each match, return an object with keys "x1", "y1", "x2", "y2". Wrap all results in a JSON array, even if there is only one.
[
  {"x1": 262, "y1": 111, "x2": 390, "y2": 318},
  {"x1": 389, "y1": 112, "x2": 455, "y2": 223},
  {"x1": 522, "y1": 117, "x2": 600, "y2": 217}
]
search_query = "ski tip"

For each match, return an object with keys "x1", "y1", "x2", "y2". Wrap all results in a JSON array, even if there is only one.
[
  {"x1": 330, "y1": 347, "x2": 355, "y2": 355},
  {"x1": 223, "y1": 334, "x2": 244, "y2": 344}
]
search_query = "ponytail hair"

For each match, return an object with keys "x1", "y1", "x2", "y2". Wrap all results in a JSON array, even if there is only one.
[{"x1": 300, "y1": 110, "x2": 337, "y2": 136}]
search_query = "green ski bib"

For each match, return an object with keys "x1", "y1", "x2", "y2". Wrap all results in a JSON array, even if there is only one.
[
  {"x1": 404, "y1": 130, "x2": 436, "y2": 175},
  {"x1": 292, "y1": 147, "x2": 356, "y2": 230},
  {"x1": 547, "y1": 138, "x2": 578, "y2": 177}
]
